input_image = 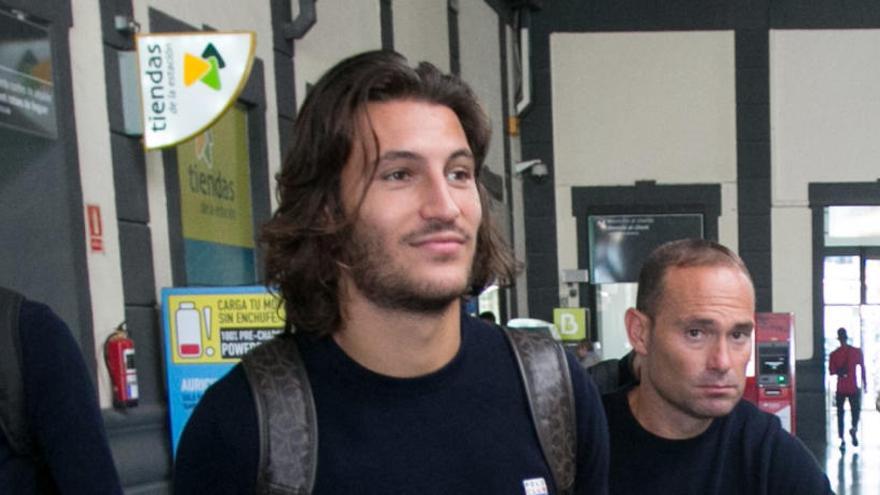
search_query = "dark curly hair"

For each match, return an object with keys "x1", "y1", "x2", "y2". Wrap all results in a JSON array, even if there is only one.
[{"x1": 261, "y1": 50, "x2": 518, "y2": 337}]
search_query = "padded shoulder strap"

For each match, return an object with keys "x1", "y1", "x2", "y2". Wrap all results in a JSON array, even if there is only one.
[
  {"x1": 505, "y1": 328, "x2": 577, "y2": 495},
  {"x1": 0, "y1": 287, "x2": 30, "y2": 456},
  {"x1": 242, "y1": 334, "x2": 317, "y2": 495}
]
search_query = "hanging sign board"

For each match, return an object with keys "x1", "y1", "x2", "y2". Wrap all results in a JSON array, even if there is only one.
[
  {"x1": 161, "y1": 286, "x2": 285, "y2": 454},
  {"x1": 135, "y1": 31, "x2": 255, "y2": 150}
]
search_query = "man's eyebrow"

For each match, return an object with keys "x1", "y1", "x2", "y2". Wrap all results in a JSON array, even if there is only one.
[
  {"x1": 732, "y1": 322, "x2": 754, "y2": 333},
  {"x1": 378, "y1": 150, "x2": 423, "y2": 163},
  {"x1": 377, "y1": 148, "x2": 474, "y2": 164},
  {"x1": 677, "y1": 317, "x2": 717, "y2": 327},
  {"x1": 448, "y1": 149, "x2": 474, "y2": 161},
  {"x1": 676, "y1": 317, "x2": 754, "y2": 328}
]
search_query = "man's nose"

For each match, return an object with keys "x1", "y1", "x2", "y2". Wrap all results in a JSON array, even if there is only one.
[
  {"x1": 419, "y1": 174, "x2": 461, "y2": 222},
  {"x1": 707, "y1": 339, "x2": 731, "y2": 374}
]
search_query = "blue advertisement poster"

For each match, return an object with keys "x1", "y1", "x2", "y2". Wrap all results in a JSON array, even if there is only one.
[{"x1": 161, "y1": 286, "x2": 285, "y2": 454}]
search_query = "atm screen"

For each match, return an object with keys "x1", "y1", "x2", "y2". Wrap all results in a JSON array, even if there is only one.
[{"x1": 758, "y1": 343, "x2": 789, "y2": 376}]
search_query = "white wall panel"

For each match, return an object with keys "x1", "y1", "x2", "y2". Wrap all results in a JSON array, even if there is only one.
[
  {"x1": 393, "y1": 0, "x2": 449, "y2": 71},
  {"x1": 71, "y1": 0, "x2": 125, "y2": 407},
  {"x1": 294, "y1": 0, "x2": 381, "y2": 108},
  {"x1": 551, "y1": 31, "x2": 736, "y2": 186},
  {"x1": 772, "y1": 206, "x2": 813, "y2": 359},
  {"x1": 460, "y1": 0, "x2": 504, "y2": 181},
  {"x1": 771, "y1": 29, "x2": 880, "y2": 206}
]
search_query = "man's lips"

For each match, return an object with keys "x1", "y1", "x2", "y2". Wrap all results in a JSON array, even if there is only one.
[
  {"x1": 409, "y1": 234, "x2": 467, "y2": 254},
  {"x1": 410, "y1": 234, "x2": 467, "y2": 246},
  {"x1": 697, "y1": 384, "x2": 738, "y2": 395}
]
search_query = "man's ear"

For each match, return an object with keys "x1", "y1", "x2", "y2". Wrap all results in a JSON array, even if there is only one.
[{"x1": 625, "y1": 308, "x2": 650, "y2": 356}]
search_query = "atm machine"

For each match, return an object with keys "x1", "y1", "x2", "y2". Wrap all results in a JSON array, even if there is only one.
[{"x1": 745, "y1": 313, "x2": 796, "y2": 433}]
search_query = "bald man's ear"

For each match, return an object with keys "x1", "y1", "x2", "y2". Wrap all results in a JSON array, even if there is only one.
[{"x1": 625, "y1": 308, "x2": 651, "y2": 356}]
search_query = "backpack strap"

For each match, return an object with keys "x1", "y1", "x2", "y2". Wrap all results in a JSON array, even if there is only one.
[
  {"x1": 0, "y1": 287, "x2": 31, "y2": 457},
  {"x1": 242, "y1": 333, "x2": 317, "y2": 495},
  {"x1": 505, "y1": 328, "x2": 577, "y2": 495}
]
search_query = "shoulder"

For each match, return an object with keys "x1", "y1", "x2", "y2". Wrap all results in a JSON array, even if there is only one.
[
  {"x1": 18, "y1": 300, "x2": 79, "y2": 353},
  {"x1": 178, "y1": 364, "x2": 256, "y2": 452},
  {"x1": 17, "y1": 300, "x2": 92, "y2": 393},
  {"x1": 194, "y1": 364, "x2": 254, "y2": 420},
  {"x1": 175, "y1": 364, "x2": 258, "y2": 493},
  {"x1": 727, "y1": 402, "x2": 831, "y2": 492},
  {"x1": 726, "y1": 399, "x2": 779, "y2": 435}
]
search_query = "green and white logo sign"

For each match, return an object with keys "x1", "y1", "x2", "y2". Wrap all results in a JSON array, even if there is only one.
[
  {"x1": 553, "y1": 307, "x2": 587, "y2": 341},
  {"x1": 135, "y1": 32, "x2": 255, "y2": 150}
]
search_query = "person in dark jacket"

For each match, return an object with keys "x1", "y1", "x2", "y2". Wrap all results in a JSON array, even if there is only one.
[
  {"x1": 173, "y1": 50, "x2": 609, "y2": 495},
  {"x1": 0, "y1": 288, "x2": 122, "y2": 494},
  {"x1": 602, "y1": 239, "x2": 832, "y2": 494}
]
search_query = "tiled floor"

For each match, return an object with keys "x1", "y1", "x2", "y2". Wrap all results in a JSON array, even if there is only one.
[{"x1": 822, "y1": 408, "x2": 880, "y2": 494}]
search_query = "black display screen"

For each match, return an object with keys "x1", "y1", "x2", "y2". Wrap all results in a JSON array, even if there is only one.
[
  {"x1": 588, "y1": 214, "x2": 704, "y2": 284},
  {"x1": 758, "y1": 343, "x2": 789, "y2": 376}
]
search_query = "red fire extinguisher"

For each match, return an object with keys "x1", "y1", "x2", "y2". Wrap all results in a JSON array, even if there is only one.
[{"x1": 104, "y1": 322, "x2": 139, "y2": 408}]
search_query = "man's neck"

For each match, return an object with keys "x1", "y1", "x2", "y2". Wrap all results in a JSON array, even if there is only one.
[
  {"x1": 627, "y1": 384, "x2": 714, "y2": 440},
  {"x1": 332, "y1": 287, "x2": 462, "y2": 378}
]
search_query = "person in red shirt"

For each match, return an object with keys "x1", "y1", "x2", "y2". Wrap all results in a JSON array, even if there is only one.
[{"x1": 829, "y1": 327, "x2": 867, "y2": 450}]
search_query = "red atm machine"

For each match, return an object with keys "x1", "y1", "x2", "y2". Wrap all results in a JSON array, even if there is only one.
[{"x1": 744, "y1": 313, "x2": 796, "y2": 433}]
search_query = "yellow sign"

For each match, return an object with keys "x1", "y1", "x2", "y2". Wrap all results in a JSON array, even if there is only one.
[
  {"x1": 553, "y1": 307, "x2": 587, "y2": 341},
  {"x1": 178, "y1": 105, "x2": 254, "y2": 247},
  {"x1": 166, "y1": 291, "x2": 285, "y2": 364}
]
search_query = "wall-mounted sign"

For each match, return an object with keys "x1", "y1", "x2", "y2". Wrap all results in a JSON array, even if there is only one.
[
  {"x1": 588, "y1": 214, "x2": 703, "y2": 284},
  {"x1": 161, "y1": 286, "x2": 284, "y2": 454},
  {"x1": 553, "y1": 307, "x2": 587, "y2": 341},
  {"x1": 135, "y1": 31, "x2": 255, "y2": 150},
  {"x1": 0, "y1": 10, "x2": 56, "y2": 138},
  {"x1": 177, "y1": 106, "x2": 255, "y2": 285},
  {"x1": 86, "y1": 204, "x2": 104, "y2": 253}
]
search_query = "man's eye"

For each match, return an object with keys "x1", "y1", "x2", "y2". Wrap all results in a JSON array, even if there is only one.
[
  {"x1": 447, "y1": 169, "x2": 473, "y2": 182},
  {"x1": 730, "y1": 331, "x2": 750, "y2": 342},
  {"x1": 686, "y1": 329, "x2": 704, "y2": 339},
  {"x1": 383, "y1": 170, "x2": 410, "y2": 181}
]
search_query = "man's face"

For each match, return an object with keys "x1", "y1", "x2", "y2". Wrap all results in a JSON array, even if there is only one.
[
  {"x1": 339, "y1": 99, "x2": 481, "y2": 313},
  {"x1": 631, "y1": 265, "x2": 755, "y2": 421}
]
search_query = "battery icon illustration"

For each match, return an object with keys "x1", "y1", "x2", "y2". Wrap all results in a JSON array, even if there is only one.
[{"x1": 176, "y1": 301, "x2": 202, "y2": 358}]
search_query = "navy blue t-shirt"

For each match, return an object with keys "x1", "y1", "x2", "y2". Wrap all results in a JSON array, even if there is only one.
[
  {"x1": 603, "y1": 388, "x2": 831, "y2": 494},
  {"x1": 174, "y1": 314, "x2": 609, "y2": 494},
  {"x1": 0, "y1": 300, "x2": 122, "y2": 494}
]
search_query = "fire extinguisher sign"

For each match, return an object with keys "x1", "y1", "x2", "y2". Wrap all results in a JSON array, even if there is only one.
[{"x1": 161, "y1": 286, "x2": 285, "y2": 454}]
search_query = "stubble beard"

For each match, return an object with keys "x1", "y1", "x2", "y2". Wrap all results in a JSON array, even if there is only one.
[{"x1": 344, "y1": 221, "x2": 475, "y2": 314}]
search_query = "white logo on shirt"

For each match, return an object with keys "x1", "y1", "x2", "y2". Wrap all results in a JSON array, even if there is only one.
[{"x1": 523, "y1": 477, "x2": 549, "y2": 495}]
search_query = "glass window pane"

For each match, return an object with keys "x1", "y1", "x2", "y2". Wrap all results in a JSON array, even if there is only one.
[
  {"x1": 177, "y1": 105, "x2": 255, "y2": 286},
  {"x1": 596, "y1": 283, "x2": 637, "y2": 360},
  {"x1": 866, "y1": 259, "x2": 880, "y2": 304},
  {"x1": 477, "y1": 285, "x2": 500, "y2": 324},
  {"x1": 825, "y1": 206, "x2": 880, "y2": 247},
  {"x1": 823, "y1": 256, "x2": 861, "y2": 304}
]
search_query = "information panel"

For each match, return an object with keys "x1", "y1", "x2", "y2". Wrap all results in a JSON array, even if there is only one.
[
  {"x1": 0, "y1": 11, "x2": 56, "y2": 138},
  {"x1": 161, "y1": 286, "x2": 285, "y2": 453},
  {"x1": 588, "y1": 214, "x2": 703, "y2": 284}
]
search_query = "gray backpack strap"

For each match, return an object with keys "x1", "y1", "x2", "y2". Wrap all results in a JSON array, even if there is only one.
[
  {"x1": 505, "y1": 328, "x2": 577, "y2": 495},
  {"x1": 0, "y1": 287, "x2": 30, "y2": 457},
  {"x1": 242, "y1": 333, "x2": 317, "y2": 495}
]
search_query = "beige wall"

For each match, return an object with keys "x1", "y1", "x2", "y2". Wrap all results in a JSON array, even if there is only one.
[
  {"x1": 770, "y1": 29, "x2": 880, "y2": 359},
  {"x1": 393, "y1": 0, "x2": 450, "y2": 71},
  {"x1": 550, "y1": 30, "x2": 738, "y2": 288}
]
